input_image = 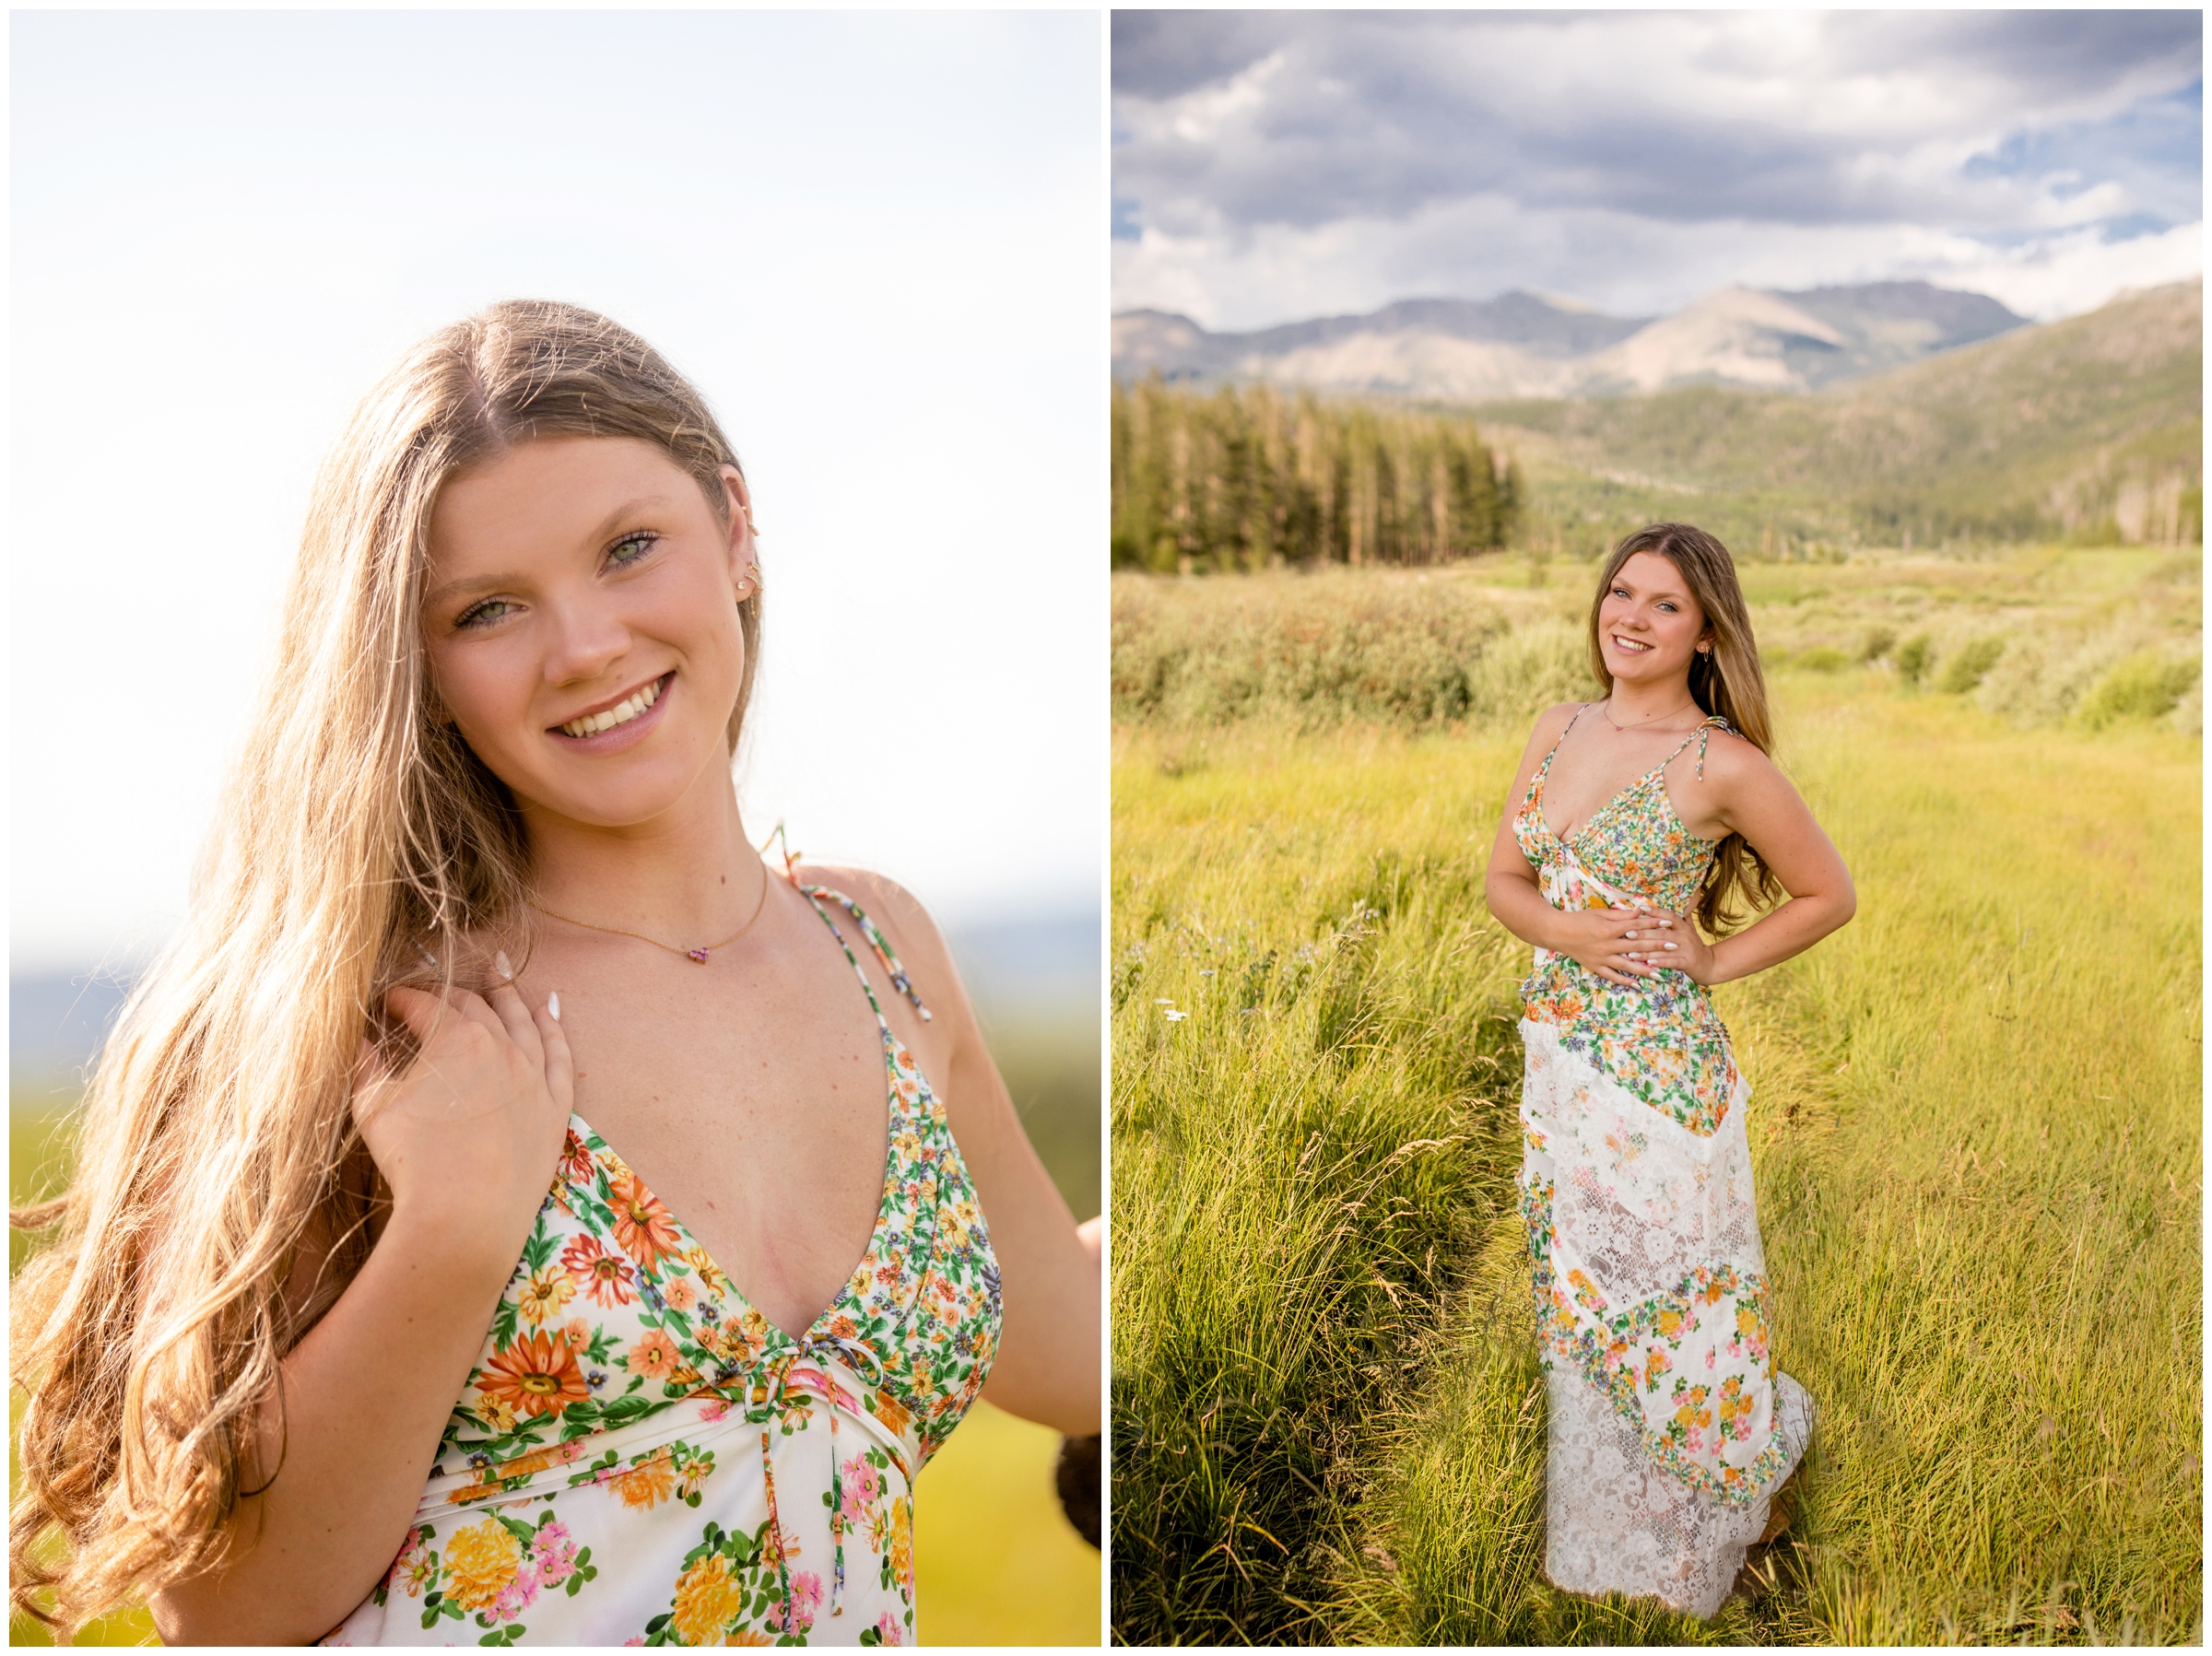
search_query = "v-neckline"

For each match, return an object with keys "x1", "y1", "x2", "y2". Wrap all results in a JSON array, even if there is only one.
[
  {"x1": 566, "y1": 1022, "x2": 909, "y2": 1354},
  {"x1": 1528, "y1": 711, "x2": 1722, "y2": 851}
]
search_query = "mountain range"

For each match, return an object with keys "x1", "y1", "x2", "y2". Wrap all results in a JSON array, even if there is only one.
[{"x1": 1114, "y1": 281, "x2": 2030, "y2": 399}]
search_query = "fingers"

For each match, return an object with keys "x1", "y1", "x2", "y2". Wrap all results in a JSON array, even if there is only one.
[
  {"x1": 532, "y1": 994, "x2": 575, "y2": 1116},
  {"x1": 483, "y1": 953, "x2": 545, "y2": 1066}
]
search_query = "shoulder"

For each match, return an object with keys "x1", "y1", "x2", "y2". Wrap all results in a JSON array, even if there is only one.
[
  {"x1": 1524, "y1": 699, "x2": 1586, "y2": 755},
  {"x1": 790, "y1": 862, "x2": 953, "y2": 969},
  {"x1": 1695, "y1": 722, "x2": 1782, "y2": 791}
]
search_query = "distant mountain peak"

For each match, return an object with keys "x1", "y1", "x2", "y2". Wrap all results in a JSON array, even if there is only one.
[{"x1": 1113, "y1": 280, "x2": 2030, "y2": 399}]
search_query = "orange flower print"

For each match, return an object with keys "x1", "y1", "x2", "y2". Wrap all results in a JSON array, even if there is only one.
[
  {"x1": 556, "y1": 1128, "x2": 595, "y2": 1187},
  {"x1": 478, "y1": 1330, "x2": 590, "y2": 1419},
  {"x1": 627, "y1": 1328, "x2": 683, "y2": 1383},
  {"x1": 663, "y1": 1274, "x2": 698, "y2": 1314},
  {"x1": 562, "y1": 1233, "x2": 638, "y2": 1307},
  {"x1": 562, "y1": 1316, "x2": 594, "y2": 1353},
  {"x1": 670, "y1": 1551, "x2": 747, "y2": 1643},
  {"x1": 1643, "y1": 1348, "x2": 1670, "y2": 1391},
  {"x1": 608, "y1": 1170, "x2": 683, "y2": 1269},
  {"x1": 601, "y1": 1446, "x2": 680, "y2": 1510}
]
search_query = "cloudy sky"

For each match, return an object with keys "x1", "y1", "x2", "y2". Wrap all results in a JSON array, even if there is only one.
[
  {"x1": 13, "y1": 11, "x2": 1100, "y2": 971},
  {"x1": 1112, "y1": 10, "x2": 2203, "y2": 329}
]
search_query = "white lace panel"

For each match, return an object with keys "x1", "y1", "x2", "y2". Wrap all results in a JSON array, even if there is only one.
[{"x1": 1545, "y1": 1364, "x2": 1813, "y2": 1620}]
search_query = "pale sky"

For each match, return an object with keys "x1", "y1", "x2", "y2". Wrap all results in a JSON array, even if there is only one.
[
  {"x1": 11, "y1": 10, "x2": 1105, "y2": 973},
  {"x1": 1112, "y1": 10, "x2": 2204, "y2": 328}
]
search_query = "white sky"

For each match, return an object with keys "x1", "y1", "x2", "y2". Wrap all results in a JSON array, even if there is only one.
[{"x1": 10, "y1": 10, "x2": 1105, "y2": 973}]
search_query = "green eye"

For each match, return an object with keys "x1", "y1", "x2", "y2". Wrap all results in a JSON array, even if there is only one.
[
  {"x1": 607, "y1": 533, "x2": 657, "y2": 569},
  {"x1": 456, "y1": 598, "x2": 517, "y2": 629}
]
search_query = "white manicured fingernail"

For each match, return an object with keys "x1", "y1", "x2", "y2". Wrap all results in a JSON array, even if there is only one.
[
  {"x1": 548, "y1": 991, "x2": 561, "y2": 1022},
  {"x1": 495, "y1": 950, "x2": 514, "y2": 981},
  {"x1": 1665, "y1": 943, "x2": 1678, "y2": 951}
]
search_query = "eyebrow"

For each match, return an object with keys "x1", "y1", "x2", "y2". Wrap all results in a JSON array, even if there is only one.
[{"x1": 423, "y1": 493, "x2": 684, "y2": 611}]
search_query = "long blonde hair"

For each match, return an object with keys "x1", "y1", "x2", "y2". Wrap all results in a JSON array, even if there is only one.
[
  {"x1": 1586, "y1": 523, "x2": 1781, "y2": 933},
  {"x1": 9, "y1": 299, "x2": 759, "y2": 1636}
]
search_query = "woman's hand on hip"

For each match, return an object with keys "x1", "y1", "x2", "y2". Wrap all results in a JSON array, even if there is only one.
[{"x1": 352, "y1": 963, "x2": 573, "y2": 1258}]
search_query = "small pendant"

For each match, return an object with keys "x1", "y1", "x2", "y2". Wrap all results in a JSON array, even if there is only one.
[{"x1": 687, "y1": 947, "x2": 711, "y2": 963}]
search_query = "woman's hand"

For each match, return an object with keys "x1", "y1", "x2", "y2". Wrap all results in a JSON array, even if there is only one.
[
  {"x1": 1550, "y1": 904, "x2": 1712, "y2": 987},
  {"x1": 352, "y1": 958, "x2": 572, "y2": 1261}
]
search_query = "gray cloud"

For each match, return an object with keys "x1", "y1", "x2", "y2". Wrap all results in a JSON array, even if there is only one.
[{"x1": 1114, "y1": 12, "x2": 2203, "y2": 239}]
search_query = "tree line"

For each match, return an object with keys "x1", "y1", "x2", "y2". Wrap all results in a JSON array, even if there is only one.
[{"x1": 1112, "y1": 377, "x2": 1522, "y2": 572}]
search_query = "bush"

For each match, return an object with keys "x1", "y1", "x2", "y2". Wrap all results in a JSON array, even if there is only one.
[
  {"x1": 1937, "y1": 635, "x2": 2006, "y2": 694},
  {"x1": 1860, "y1": 626, "x2": 1899, "y2": 664},
  {"x1": 1111, "y1": 572, "x2": 1586, "y2": 731},
  {"x1": 1895, "y1": 633, "x2": 1936, "y2": 685},
  {"x1": 2075, "y1": 651, "x2": 2204, "y2": 730},
  {"x1": 1795, "y1": 645, "x2": 1851, "y2": 673}
]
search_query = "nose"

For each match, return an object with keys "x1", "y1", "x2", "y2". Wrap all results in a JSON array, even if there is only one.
[{"x1": 540, "y1": 593, "x2": 631, "y2": 687}]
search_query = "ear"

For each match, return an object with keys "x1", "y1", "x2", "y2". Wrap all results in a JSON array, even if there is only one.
[{"x1": 717, "y1": 464, "x2": 756, "y2": 570}]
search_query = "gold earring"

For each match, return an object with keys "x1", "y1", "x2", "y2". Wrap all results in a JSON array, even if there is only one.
[
  {"x1": 738, "y1": 559, "x2": 764, "y2": 600},
  {"x1": 743, "y1": 509, "x2": 761, "y2": 537}
]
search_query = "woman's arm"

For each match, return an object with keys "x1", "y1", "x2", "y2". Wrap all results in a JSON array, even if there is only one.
[
  {"x1": 832, "y1": 872, "x2": 1101, "y2": 1438},
  {"x1": 1655, "y1": 733, "x2": 1856, "y2": 986},
  {"x1": 152, "y1": 980, "x2": 572, "y2": 1645}
]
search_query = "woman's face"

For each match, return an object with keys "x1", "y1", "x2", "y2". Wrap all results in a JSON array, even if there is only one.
[
  {"x1": 422, "y1": 435, "x2": 755, "y2": 831},
  {"x1": 1596, "y1": 550, "x2": 1711, "y2": 689}
]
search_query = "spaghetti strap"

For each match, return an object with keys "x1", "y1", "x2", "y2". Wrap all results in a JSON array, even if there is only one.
[
  {"x1": 1665, "y1": 713, "x2": 1732, "y2": 781},
  {"x1": 796, "y1": 882, "x2": 935, "y2": 1024}
]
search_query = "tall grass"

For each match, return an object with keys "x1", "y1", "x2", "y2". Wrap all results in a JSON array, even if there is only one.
[{"x1": 1112, "y1": 593, "x2": 2201, "y2": 1641}]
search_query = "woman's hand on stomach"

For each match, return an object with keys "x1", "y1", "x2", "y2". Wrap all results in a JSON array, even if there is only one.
[{"x1": 1548, "y1": 903, "x2": 1701, "y2": 988}]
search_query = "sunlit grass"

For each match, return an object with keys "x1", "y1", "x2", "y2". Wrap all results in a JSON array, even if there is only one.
[{"x1": 1111, "y1": 668, "x2": 2200, "y2": 1644}]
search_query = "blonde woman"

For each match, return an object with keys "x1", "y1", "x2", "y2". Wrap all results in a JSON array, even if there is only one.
[
  {"x1": 11, "y1": 301, "x2": 1100, "y2": 1646},
  {"x1": 1484, "y1": 523, "x2": 1854, "y2": 1617}
]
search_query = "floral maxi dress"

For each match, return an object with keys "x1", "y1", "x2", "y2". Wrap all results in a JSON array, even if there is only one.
[
  {"x1": 1512, "y1": 711, "x2": 1812, "y2": 1620},
  {"x1": 325, "y1": 887, "x2": 1002, "y2": 1647}
]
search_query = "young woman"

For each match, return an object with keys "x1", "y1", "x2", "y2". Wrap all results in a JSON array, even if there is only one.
[
  {"x1": 10, "y1": 301, "x2": 1100, "y2": 1646},
  {"x1": 1483, "y1": 523, "x2": 1854, "y2": 1618}
]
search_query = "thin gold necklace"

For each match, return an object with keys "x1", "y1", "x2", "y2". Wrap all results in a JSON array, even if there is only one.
[
  {"x1": 531, "y1": 863, "x2": 772, "y2": 964},
  {"x1": 1603, "y1": 696, "x2": 1697, "y2": 733}
]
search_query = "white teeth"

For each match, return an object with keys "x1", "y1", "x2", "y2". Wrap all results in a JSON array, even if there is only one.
[{"x1": 561, "y1": 678, "x2": 665, "y2": 738}]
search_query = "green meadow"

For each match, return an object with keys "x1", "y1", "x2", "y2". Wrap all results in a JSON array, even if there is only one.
[{"x1": 1110, "y1": 550, "x2": 2201, "y2": 1644}]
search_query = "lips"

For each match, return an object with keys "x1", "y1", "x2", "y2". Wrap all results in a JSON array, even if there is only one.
[
  {"x1": 1611, "y1": 634, "x2": 1654, "y2": 654},
  {"x1": 550, "y1": 672, "x2": 673, "y2": 739}
]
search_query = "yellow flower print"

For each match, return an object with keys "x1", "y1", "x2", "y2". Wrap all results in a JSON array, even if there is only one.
[
  {"x1": 1735, "y1": 1304, "x2": 1762, "y2": 1342},
  {"x1": 670, "y1": 1552, "x2": 747, "y2": 1644},
  {"x1": 1655, "y1": 1306, "x2": 1684, "y2": 1339},
  {"x1": 517, "y1": 1267, "x2": 574, "y2": 1328},
  {"x1": 1643, "y1": 1348, "x2": 1670, "y2": 1390},
  {"x1": 887, "y1": 1495, "x2": 914, "y2": 1588},
  {"x1": 441, "y1": 1516, "x2": 523, "y2": 1615}
]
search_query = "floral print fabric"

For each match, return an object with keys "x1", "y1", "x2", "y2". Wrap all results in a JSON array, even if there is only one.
[
  {"x1": 325, "y1": 887, "x2": 1000, "y2": 1647},
  {"x1": 1510, "y1": 709, "x2": 1810, "y2": 1617},
  {"x1": 1511, "y1": 715, "x2": 1741, "y2": 1136}
]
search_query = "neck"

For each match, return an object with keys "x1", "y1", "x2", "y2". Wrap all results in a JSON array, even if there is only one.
[
  {"x1": 1606, "y1": 674, "x2": 1698, "y2": 725},
  {"x1": 518, "y1": 754, "x2": 771, "y2": 940}
]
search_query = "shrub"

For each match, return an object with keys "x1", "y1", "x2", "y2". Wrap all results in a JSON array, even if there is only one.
[
  {"x1": 1895, "y1": 633, "x2": 1936, "y2": 685},
  {"x1": 1937, "y1": 635, "x2": 2006, "y2": 694},
  {"x1": 1859, "y1": 626, "x2": 1899, "y2": 663},
  {"x1": 2075, "y1": 651, "x2": 2204, "y2": 730},
  {"x1": 1795, "y1": 645, "x2": 1851, "y2": 673}
]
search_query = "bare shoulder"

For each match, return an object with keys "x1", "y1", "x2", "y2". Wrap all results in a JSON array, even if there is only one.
[
  {"x1": 1518, "y1": 699, "x2": 1587, "y2": 762},
  {"x1": 790, "y1": 862, "x2": 955, "y2": 973},
  {"x1": 1700, "y1": 724, "x2": 1780, "y2": 784}
]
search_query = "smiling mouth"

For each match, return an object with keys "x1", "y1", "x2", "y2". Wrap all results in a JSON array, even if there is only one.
[
  {"x1": 1612, "y1": 634, "x2": 1654, "y2": 654},
  {"x1": 554, "y1": 673, "x2": 672, "y2": 738}
]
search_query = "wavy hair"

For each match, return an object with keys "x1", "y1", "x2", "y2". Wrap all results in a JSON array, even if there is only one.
[
  {"x1": 8, "y1": 300, "x2": 759, "y2": 1637},
  {"x1": 1586, "y1": 522, "x2": 1781, "y2": 933}
]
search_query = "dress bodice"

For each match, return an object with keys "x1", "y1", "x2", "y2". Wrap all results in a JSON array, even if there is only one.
[
  {"x1": 1510, "y1": 709, "x2": 1743, "y2": 1136},
  {"x1": 326, "y1": 886, "x2": 1000, "y2": 1647}
]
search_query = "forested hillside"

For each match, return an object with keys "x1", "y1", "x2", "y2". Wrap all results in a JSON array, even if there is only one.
[
  {"x1": 1111, "y1": 380, "x2": 1520, "y2": 573},
  {"x1": 1487, "y1": 279, "x2": 2202, "y2": 558}
]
